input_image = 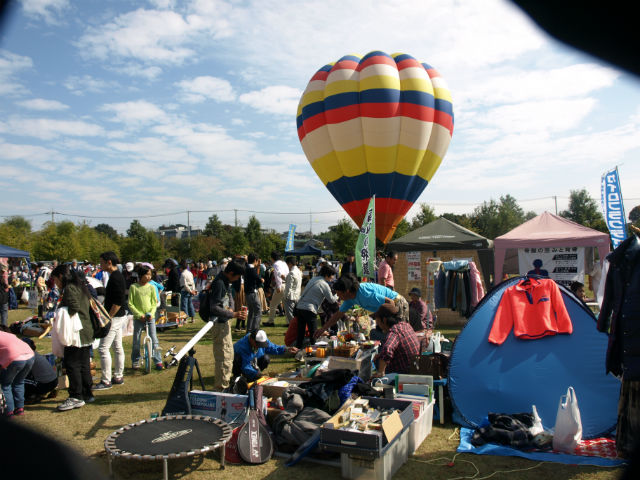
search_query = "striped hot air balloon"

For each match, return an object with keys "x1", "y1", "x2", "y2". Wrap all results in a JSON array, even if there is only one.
[{"x1": 296, "y1": 51, "x2": 454, "y2": 244}]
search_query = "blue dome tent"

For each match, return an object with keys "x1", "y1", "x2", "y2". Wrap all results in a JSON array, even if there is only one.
[{"x1": 448, "y1": 276, "x2": 619, "y2": 438}]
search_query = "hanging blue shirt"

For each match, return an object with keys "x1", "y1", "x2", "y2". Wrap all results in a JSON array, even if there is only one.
[
  {"x1": 233, "y1": 334, "x2": 286, "y2": 380},
  {"x1": 339, "y1": 282, "x2": 398, "y2": 313}
]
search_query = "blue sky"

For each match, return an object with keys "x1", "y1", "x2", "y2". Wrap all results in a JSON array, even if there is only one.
[{"x1": 1, "y1": 0, "x2": 639, "y2": 235}]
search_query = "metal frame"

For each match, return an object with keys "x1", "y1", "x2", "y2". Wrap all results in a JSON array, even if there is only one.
[{"x1": 104, "y1": 415, "x2": 232, "y2": 480}]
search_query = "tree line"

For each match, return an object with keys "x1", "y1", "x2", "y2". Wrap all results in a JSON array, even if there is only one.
[{"x1": 0, "y1": 189, "x2": 634, "y2": 264}]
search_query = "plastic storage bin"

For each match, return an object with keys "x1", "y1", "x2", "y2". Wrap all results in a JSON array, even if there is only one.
[
  {"x1": 340, "y1": 427, "x2": 409, "y2": 480},
  {"x1": 407, "y1": 399, "x2": 434, "y2": 454}
]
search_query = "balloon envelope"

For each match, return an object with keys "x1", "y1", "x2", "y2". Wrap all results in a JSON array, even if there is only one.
[{"x1": 297, "y1": 51, "x2": 454, "y2": 243}]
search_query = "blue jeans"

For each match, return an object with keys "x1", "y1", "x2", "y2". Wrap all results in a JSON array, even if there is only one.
[
  {"x1": 0, "y1": 303, "x2": 8, "y2": 327},
  {"x1": 180, "y1": 290, "x2": 195, "y2": 318},
  {"x1": 131, "y1": 319, "x2": 162, "y2": 365},
  {"x1": 1, "y1": 356, "x2": 35, "y2": 413}
]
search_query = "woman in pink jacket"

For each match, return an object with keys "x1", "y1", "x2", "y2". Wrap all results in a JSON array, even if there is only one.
[{"x1": 0, "y1": 329, "x2": 35, "y2": 416}]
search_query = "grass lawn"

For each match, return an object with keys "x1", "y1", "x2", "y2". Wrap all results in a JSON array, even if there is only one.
[{"x1": 7, "y1": 306, "x2": 624, "y2": 480}]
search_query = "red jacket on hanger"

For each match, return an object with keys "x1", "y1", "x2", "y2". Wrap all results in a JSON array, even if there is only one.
[{"x1": 489, "y1": 277, "x2": 572, "y2": 345}]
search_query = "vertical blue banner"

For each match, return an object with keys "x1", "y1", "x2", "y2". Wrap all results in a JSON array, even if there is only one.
[
  {"x1": 601, "y1": 167, "x2": 627, "y2": 249},
  {"x1": 285, "y1": 224, "x2": 297, "y2": 251}
]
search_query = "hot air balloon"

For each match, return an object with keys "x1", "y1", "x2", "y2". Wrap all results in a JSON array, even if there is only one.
[{"x1": 296, "y1": 51, "x2": 454, "y2": 244}]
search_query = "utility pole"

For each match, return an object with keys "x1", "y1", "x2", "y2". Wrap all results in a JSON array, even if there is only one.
[
  {"x1": 309, "y1": 210, "x2": 312, "y2": 239},
  {"x1": 50, "y1": 209, "x2": 54, "y2": 223},
  {"x1": 234, "y1": 209, "x2": 238, "y2": 227},
  {"x1": 187, "y1": 210, "x2": 191, "y2": 239},
  {"x1": 553, "y1": 196, "x2": 558, "y2": 215}
]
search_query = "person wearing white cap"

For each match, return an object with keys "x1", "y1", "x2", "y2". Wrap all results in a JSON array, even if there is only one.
[{"x1": 232, "y1": 330, "x2": 298, "y2": 381}]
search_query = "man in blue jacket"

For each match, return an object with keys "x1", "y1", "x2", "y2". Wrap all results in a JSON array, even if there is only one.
[{"x1": 232, "y1": 330, "x2": 298, "y2": 381}]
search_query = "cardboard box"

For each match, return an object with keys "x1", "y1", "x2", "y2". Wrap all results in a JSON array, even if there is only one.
[{"x1": 189, "y1": 390, "x2": 266, "y2": 423}]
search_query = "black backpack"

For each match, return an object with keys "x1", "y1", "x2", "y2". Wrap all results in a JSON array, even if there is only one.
[{"x1": 199, "y1": 288, "x2": 212, "y2": 321}]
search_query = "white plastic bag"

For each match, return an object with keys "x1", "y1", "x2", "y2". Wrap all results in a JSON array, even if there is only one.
[
  {"x1": 530, "y1": 405, "x2": 544, "y2": 436},
  {"x1": 53, "y1": 307, "x2": 83, "y2": 347},
  {"x1": 21, "y1": 288, "x2": 29, "y2": 304},
  {"x1": 552, "y1": 386, "x2": 582, "y2": 452}
]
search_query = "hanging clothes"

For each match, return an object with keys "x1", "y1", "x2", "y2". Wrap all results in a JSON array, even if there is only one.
[
  {"x1": 489, "y1": 277, "x2": 572, "y2": 345},
  {"x1": 469, "y1": 261, "x2": 485, "y2": 307},
  {"x1": 434, "y1": 268, "x2": 447, "y2": 309}
]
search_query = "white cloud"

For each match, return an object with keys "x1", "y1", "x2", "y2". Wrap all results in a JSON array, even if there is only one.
[
  {"x1": 17, "y1": 98, "x2": 69, "y2": 111},
  {"x1": 176, "y1": 76, "x2": 235, "y2": 103},
  {"x1": 77, "y1": 8, "x2": 195, "y2": 63},
  {"x1": 456, "y1": 64, "x2": 619, "y2": 109},
  {"x1": 63, "y1": 75, "x2": 115, "y2": 95},
  {"x1": 101, "y1": 100, "x2": 168, "y2": 126},
  {"x1": 239, "y1": 85, "x2": 302, "y2": 116},
  {"x1": 0, "y1": 50, "x2": 32, "y2": 96},
  {"x1": 480, "y1": 98, "x2": 597, "y2": 135},
  {"x1": 109, "y1": 64, "x2": 163, "y2": 79},
  {"x1": 0, "y1": 117, "x2": 105, "y2": 140},
  {"x1": 231, "y1": 118, "x2": 246, "y2": 126},
  {"x1": 21, "y1": 0, "x2": 69, "y2": 24}
]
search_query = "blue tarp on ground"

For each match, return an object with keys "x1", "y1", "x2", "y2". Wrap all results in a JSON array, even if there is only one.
[
  {"x1": 457, "y1": 428, "x2": 626, "y2": 467},
  {"x1": 448, "y1": 276, "x2": 620, "y2": 439}
]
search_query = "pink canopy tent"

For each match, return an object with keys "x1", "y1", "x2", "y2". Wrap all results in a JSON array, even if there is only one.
[{"x1": 493, "y1": 211, "x2": 610, "y2": 285}]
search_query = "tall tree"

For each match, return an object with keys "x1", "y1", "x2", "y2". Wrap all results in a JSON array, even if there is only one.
[
  {"x1": 224, "y1": 226, "x2": 249, "y2": 256},
  {"x1": 203, "y1": 214, "x2": 225, "y2": 238},
  {"x1": 245, "y1": 215, "x2": 262, "y2": 249},
  {"x1": 94, "y1": 223, "x2": 119, "y2": 240},
  {"x1": 126, "y1": 219, "x2": 147, "y2": 241},
  {"x1": 496, "y1": 194, "x2": 526, "y2": 235},
  {"x1": 0, "y1": 216, "x2": 32, "y2": 251},
  {"x1": 328, "y1": 218, "x2": 359, "y2": 258},
  {"x1": 560, "y1": 188, "x2": 607, "y2": 232},
  {"x1": 470, "y1": 199, "x2": 501, "y2": 239},
  {"x1": 411, "y1": 204, "x2": 437, "y2": 230},
  {"x1": 258, "y1": 232, "x2": 286, "y2": 261}
]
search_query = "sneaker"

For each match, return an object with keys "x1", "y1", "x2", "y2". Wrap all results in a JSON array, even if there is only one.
[
  {"x1": 155, "y1": 363, "x2": 164, "y2": 371},
  {"x1": 132, "y1": 362, "x2": 140, "y2": 370},
  {"x1": 234, "y1": 328, "x2": 243, "y2": 333},
  {"x1": 13, "y1": 408, "x2": 24, "y2": 416},
  {"x1": 57, "y1": 398, "x2": 85, "y2": 411},
  {"x1": 85, "y1": 396, "x2": 96, "y2": 404},
  {"x1": 92, "y1": 381, "x2": 112, "y2": 391},
  {"x1": 112, "y1": 377, "x2": 124, "y2": 385}
]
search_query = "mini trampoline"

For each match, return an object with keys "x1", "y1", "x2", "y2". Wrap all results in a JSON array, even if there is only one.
[{"x1": 105, "y1": 415, "x2": 232, "y2": 480}]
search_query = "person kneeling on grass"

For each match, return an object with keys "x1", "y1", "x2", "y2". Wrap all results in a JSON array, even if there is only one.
[
  {"x1": 232, "y1": 330, "x2": 298, "y2": 382},
  {"x1": 128, "y1": 265, "x2": 163, "y2": 371}
]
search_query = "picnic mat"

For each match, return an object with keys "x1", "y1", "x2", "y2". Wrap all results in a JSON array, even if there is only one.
[{"x1": 457, "y1": 428, "x2": 626, "y2": 467}]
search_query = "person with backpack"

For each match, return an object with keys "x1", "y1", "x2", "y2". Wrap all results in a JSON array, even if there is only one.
[
  {"x1": 50, "y1": 264, "x2": 95, "y2": 411},
  {"x1": 240, "y1": 253, "x2": 264, "y2": 333}
]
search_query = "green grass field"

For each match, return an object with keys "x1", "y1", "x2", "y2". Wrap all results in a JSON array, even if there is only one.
[{"x1": 7, "y1": 306, "x2": 623, "y2": 479}]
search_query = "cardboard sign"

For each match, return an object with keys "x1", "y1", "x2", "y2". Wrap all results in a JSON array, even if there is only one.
[{"x1": 382, "y1": 410, "x2": 403, "y2": 443}]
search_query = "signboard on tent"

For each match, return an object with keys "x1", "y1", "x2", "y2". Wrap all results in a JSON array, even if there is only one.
[
  {"x1": 407, "y1": 251, "x2": 421, "y2": 281},
  {"x1": 601, "y1": 167, "x2": 627, "y2": 249},
  {"x1": 518, "y1": 247, "x2": 585, "y2": 287},
  {"x1": 285, "y1": 224, "x2": 297, "y2": 252},
  {"x1": 356, "y1": 196, "x2": 376, "y2": 280}
]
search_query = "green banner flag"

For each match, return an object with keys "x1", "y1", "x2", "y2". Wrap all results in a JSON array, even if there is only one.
[{"x1": 356, "y1": 196, "x2": 376, "y2": 280}]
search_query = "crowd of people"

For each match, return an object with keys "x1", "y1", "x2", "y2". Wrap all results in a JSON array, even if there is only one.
[{"x1": 1, "y1": 247, "x2": 435, "y2": 417}]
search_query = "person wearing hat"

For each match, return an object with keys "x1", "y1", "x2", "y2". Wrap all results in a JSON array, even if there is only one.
[
  {"x1": 232, "y1": 330, "x2": 298, "y2": 382},
  {"x1": 372, "y1": 303, "x2": 421, "y2": 376},
  {"x1": 408, "y1": 287, "x2": 433, "y2": 332}
]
